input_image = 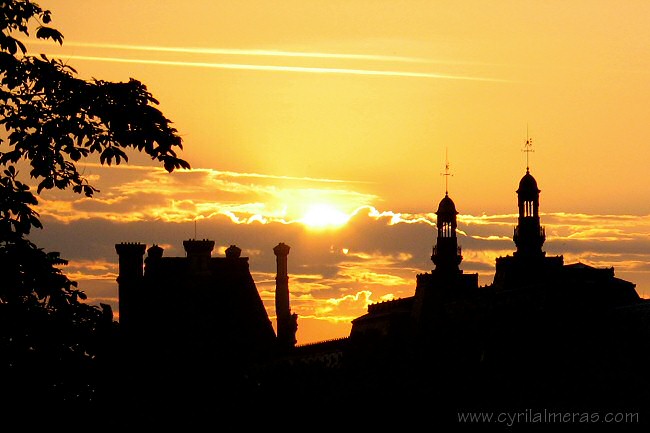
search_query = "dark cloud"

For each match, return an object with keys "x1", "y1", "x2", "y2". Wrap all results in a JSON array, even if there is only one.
[
  {"x1": 27, "y1": 169, "x2": 650, "y2": 344},
  {"x1": 31, "y1": 206, "x2": 650, "y2": 292}
]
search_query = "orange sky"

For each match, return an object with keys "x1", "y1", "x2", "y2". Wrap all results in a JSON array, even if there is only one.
[{"x1": 19, "y1": 0, "x2": 650, "y2": 343}]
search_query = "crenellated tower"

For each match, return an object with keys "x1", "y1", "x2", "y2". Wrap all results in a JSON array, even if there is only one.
[{"x1": 115, "y1": 242, "x2": 146, "y2": 332}]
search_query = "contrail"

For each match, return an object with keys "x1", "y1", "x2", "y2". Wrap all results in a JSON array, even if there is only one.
[
  {"x1": 59, "y1": 54, "x2": 511, "y2": 82},
  {"x1": 29, "y1": 40, "x2": 432, "y2": 64}
]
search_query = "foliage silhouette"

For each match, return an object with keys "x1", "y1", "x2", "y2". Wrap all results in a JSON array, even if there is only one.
[{"x1": 0, "y1": 0, "x2": 189, "y2": 418}]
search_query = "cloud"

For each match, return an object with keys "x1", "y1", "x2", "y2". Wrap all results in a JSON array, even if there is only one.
[
  {"x1": 35, "y1": 163, "x2": 377, "y2": 224},
  {"x1": 314, "y1": 291, "x2": 374, "y2": 319},
  {"x1": 27, "y1": 166, "x2": 650, "y2": 343}
]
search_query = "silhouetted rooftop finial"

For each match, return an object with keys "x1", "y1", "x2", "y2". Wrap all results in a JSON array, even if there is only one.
[
  {"x1": 523, "y1": 125, "x2": 534, "y2": 173},
  {"x1": 441, "y1": 146, "x2": 453, "y2": 195}
]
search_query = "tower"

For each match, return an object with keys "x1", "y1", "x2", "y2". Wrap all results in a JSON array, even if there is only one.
[
  {"x1": 273, "y1": 242, "x2": 297, "y2": 349},
  {"x1": 412, "y1": 152, "x2": 474, "y2": 323},
  {"x1": 513, "y1": 135, "x2": 545, "y2": 258},
  {"x1": 114, "y1": 242, "x2": 146, "y2": 332},
  {"x1": 431, "y1": 149, "x2": 462, "y2": 275},
  {"x1": 431, "y1": 193, "x2": 462, "y2": 275}
]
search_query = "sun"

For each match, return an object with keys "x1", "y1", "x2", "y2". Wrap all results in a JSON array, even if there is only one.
[{"x1": 301, "y1": 203, "x2": 350, "y2": 229}]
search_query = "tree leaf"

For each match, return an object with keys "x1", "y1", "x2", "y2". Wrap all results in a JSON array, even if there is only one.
[{"x1": 35, "y1": 26, "x2": 64, "y2": 45}]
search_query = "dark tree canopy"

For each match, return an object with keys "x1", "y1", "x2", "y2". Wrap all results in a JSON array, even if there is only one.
[
  {"x1": 0, "y1": 0, "x2": 190, "y2": 418},
  {"x1": 1, "y1": 1, "x2": 189, "y2": 211}
]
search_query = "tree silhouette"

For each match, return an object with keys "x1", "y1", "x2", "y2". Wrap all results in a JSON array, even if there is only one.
[{"x1": 0, "y1": 1, "x2": 189, "y2": 419}]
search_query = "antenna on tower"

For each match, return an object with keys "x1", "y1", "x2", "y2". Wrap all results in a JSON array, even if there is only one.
[
  {"x1": 522, "y1": 125, "x2": 534, "y2": 172},
  {"x1": 441, "y1": 146, "x2": 453, "y2": 195},
  {"x1": 194, "y1": 218, "x2": 197, "y2": 239}
]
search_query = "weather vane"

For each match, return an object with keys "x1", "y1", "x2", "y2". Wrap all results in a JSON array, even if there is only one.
[
  {"x1": 522, "y1": 125, "x2": 534, "y2": 172},
  {"x1": 441, "y1": 147, "x2": 453, "y2": 195}
]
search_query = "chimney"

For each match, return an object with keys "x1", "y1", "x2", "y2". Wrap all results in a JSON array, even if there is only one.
[
  {"x1": 273, "y1": 242, "x2": 297, "y2": 349},
  {"x1": 115, "y1": 242, "x2": 146, "y2": 332},
  {"x1": 183, "y1": 239, "x2": 215, "y2": 275},
  {"x1": 225, "y1": 244, "x2": 242, "y2": 259}
]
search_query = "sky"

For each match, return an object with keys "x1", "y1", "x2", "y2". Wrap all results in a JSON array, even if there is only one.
[{"x1": 14, "y1": 0, "x2": 650, "y2": 343}]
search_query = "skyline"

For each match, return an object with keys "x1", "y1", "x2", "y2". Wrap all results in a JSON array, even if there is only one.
[
  {"x1": 18, "y1": 1, "x2": 650, "y2": 343},
  {"x1": 30, "y1": 159, "x2": 650, "y2": 343}
]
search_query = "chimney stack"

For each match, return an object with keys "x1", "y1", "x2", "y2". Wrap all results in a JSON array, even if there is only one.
[
  {"x1": 183, "y1": 239, "x2": 215, "y2": 276},
  {"x1": 115, "y1": 242, "x2": 146, "y2": 332},
  {"x1": 273, "y1": 242, "x2": 297, "y2": 349}
]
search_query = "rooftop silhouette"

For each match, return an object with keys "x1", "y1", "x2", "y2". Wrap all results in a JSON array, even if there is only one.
[{"x1": 112, "y1": 165, "x2": 650, "y2": 427}]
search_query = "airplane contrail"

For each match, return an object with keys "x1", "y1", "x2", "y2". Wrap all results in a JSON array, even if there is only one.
[
  {"x1": 30, "y1": 40, "x2": 433, "y2": 64},
  {"x1": 59, "y1": 54, "x2": 511, "y2": 82}
]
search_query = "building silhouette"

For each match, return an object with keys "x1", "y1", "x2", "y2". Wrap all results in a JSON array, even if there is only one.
[
  {"x1": 114, "y1": 239, "x2": 291, "y2": 422},
  {"x1": 114, "y1": 166, "x2": 650, "y2": 426},
  {"x1": 115, "y1": 239, "x2": 278, "y2": 359},
  {"x1": 253, "y1": 166, "x2": 650, "y2": 423}
]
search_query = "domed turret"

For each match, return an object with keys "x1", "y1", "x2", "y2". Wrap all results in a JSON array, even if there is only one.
[
  {"x1": 432, "y1": 192, "x2": 462, "y2": 273},
  {"x1": 513, "y1": 169, "x2": 545, "y2": 257},
  {"x1": 436, "y1": 193, "x2": 458, "y2": 237},
  {"x1": 517, "y1": 168, "x2": 540, "y2": 201},
  {"x1": 437, "y1": 193, "x2": 458, "y2": 217}
]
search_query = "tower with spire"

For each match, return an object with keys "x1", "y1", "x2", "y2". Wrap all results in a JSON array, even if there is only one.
[
  {"x1": 493, "y1": 134, "x2": 564, "y2": 289},
  {"x1": 410, "y1": 151, "x2": 479, "y2": 326},
  {"x1": 431, "y1": 151, "x2": 462, "y2": 275},
  {"x1": 513, "y1": 135, "x2": 546, "y2": 258},
  {"x1": 342, "y1": 134, "x2": 646, "y2": 419}
]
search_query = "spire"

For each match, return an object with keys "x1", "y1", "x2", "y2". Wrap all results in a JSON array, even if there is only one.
[
  {"x1": 522, "y1": 125, "x2": 534, "y2": 173},
  {"x1": 441, "y1": 146, "x2": 453, "y2": 195}
]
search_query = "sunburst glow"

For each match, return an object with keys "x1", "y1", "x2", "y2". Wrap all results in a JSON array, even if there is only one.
[{"x1": 301, "y1": 204, "x2": 350, "y2": 229}]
